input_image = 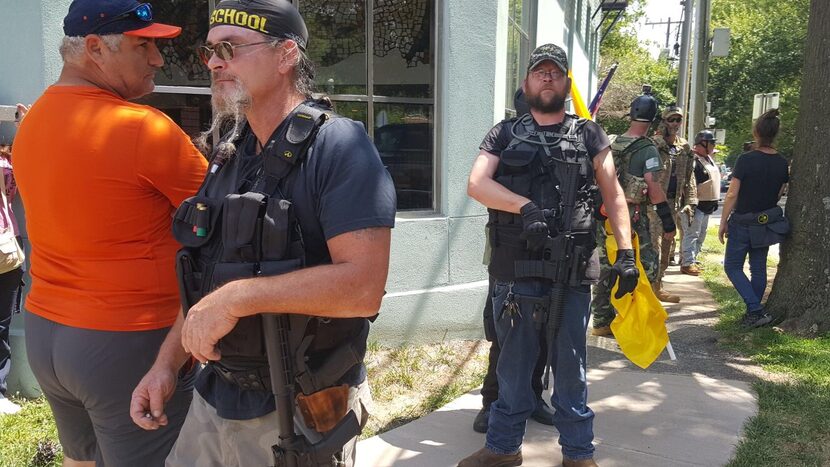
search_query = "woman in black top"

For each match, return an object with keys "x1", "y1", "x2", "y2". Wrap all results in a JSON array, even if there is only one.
[{"x1": 718, "y1": 109, "x2": 789, "y2": 328}]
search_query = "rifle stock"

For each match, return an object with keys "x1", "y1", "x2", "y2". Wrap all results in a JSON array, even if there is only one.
[{"x1": 262, "y1": 313, "x2": 364, "y2": 467}]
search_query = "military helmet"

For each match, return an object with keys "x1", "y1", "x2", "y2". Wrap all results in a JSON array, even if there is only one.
[
  {"x1": 629, "y1": 85, "x2": 659, "y2": 122},
  {"x1": 694, "y1": 130, "x2": 716, "y2": 146}
]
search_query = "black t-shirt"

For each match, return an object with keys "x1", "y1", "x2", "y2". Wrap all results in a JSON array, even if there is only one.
[
  {"x1": 732, "y1": 150, "x2": 789, "y2": 214},
  {"x1": 480, "y1": 115, "x2": 611, "y2": 159},
  {"x1": 196, "y1": 111, "x2": 397, "y2": 420}
]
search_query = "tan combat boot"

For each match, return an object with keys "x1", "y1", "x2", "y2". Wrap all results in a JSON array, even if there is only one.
[
  {"x1": 457, "y1": 447, "x2": 522, "y2": 467},
  {"x1": 653, "y1": 281, "x2": 681, "y2": 303}
]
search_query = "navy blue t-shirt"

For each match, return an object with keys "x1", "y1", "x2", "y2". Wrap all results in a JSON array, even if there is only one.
[
  {"x1": 196, "y1": 109, "x2": 397, "y2": 420},
  {"x1": 732, "y1": 150, "x2": 789, "y2": 214}
]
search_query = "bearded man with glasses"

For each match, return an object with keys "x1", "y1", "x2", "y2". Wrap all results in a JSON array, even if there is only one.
[
  {"x1": 130, "y1": 1, "x2": 395, "y2": 466},
  {"x1": 13, "y1": 1, "x2": 207, "y2": 465},
  {"x1": 460, "y1": 43, "x2": 637, "y2": 467},
  {"x1": 649, "y1": 106, "x2": 697, "y2": 299}
]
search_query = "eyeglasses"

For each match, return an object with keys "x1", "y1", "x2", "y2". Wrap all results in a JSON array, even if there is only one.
[
  {"x1": 88, "y1": 3, "x2": 153, "y2": 34},
  {"x1": 666, "y1": 117, "x2": 682, "y2": 123},
  {"x1": 198, "y1": 40, "x2": 279, "y2": 64},
  {"x1": 529, "y1": 69, "x2": 565, "y2": 81}
]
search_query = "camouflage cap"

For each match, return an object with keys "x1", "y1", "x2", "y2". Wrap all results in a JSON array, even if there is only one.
[
  {"x1": 662, "y1": 105, "x2": 683, "y2": 120},
  {"x1": 527, "y1": 43, "x2": 569, "y2": 74}
]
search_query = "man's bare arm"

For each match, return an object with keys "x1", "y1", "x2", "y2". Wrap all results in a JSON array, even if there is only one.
[
  {"x1": 467, "y1": 150, "x2": 529, "y2": 213},
  {"x1": 593, "y1": 148, "x2": 632, "y2": 249},
  {"x1": 226, "y1": 227, "x2": 391, "y2": 319}
]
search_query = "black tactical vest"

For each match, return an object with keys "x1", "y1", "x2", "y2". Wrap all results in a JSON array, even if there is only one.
[
  {"x1": 171, "y1": 101, "x2": 368, "y2": 396},
  {"x1": 487, "y1": 113, "x2": 600, "y2": 284}
]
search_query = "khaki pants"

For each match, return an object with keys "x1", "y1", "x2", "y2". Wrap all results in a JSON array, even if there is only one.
[
  {"x1": 648, "y1": 202, "x2": 681, "y2": 287},
  {"x1": 166, "y1": 382, "x2": 371, "y2": 467}
]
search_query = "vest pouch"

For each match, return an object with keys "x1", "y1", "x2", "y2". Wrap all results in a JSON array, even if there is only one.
[
  {"x1": 172, "y1": 196, "x2": 223, "y2": 248},
  {"x1": 221, "y1": 192, "x2": 267, "y2": 262},
  {"x1": 619, "y1": 172, "x2": 649, "y2": 204},
  {"x1": 496, "y1": 149, "x2": 536, "y2": 198},
  {"x1": 175, "y1": 249, "x2": 202, "y2": 311},
  {"x1": 261, "y1": 198, "x2": 293, "y2": 261},
  {"x1": 216, "y1": 259, "x2": 305, "y2": 363},
  {"x1": 487, "y1": 223, "x2": 529, "y2": 282}
]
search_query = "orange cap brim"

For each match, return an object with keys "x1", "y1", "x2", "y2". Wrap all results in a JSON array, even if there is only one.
[{"x1": 124, "y1": 23, "x2": 182, "y2": 39}]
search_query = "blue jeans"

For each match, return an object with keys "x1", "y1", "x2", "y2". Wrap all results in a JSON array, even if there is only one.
[
  {"x1": 486, "y1": 280, "x2": 594, "y2": 460},
  {"x1": 724, "y1": 220, "x2": 768, "y2": 313},
  {"x1": 681, "y1": 208, "x2": 710, "y2": 266}
]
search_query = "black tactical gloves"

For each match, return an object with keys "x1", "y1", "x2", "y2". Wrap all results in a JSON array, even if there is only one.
[
  {"x1": 519, "y1": 201, "x2": 549, "y2": 251},
  {"x1": 655, "y1": 201, "x2": 676, "y2": 234},
  {"x1": 609, "y1": 248, "x2": 639, "y2": 298}
]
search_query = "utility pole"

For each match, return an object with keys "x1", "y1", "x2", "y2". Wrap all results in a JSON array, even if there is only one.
[
  {"x1": 676, "y1": 0, "x2": 694, "y2": 139},
  {"x1": 645, "y1": 17, "x2": 684, "y2": 51},
  {"x1": 688, "y1": 0, "x2": 712, "y2": 137}
]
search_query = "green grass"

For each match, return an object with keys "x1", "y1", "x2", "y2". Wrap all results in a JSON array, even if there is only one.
[
  {"x1": 0, "y1": 396, "x2": 62, "y2": 467},
  {"x1": 699, "y1": 227, "x2": 830, "y2": 467},
  {"x1": 362, "y1": 340, "x2": 488, "y2": 438},
  {"x1": 3, "y1": 340, "x2": 488, "y2": 462}
]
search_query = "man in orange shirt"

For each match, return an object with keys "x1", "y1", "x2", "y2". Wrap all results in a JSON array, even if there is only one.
[{"x1": 13, "y1": 1, "x2": 207, "y2": 465}]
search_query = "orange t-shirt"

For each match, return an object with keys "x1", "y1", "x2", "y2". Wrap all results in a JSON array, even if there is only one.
[{"x1": 14, "y1": 86, "x2": 208, "y2": 331}]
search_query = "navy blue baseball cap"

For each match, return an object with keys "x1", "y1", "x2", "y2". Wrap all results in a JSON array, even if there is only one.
[{"x1": 64, "y1": 0, "x2": 182, "y2": 38}]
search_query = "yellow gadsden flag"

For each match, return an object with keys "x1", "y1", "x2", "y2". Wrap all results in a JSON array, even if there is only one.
[
  {"x1": 568, "y1": 70, "x2": 592, "y2": 120},
  {"x1": 604, "y1": 220, "x2": 669, "y2": 369}
]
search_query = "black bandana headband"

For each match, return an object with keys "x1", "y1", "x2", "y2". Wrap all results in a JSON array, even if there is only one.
[{"x1": 210, "y1": 0, "x2": 308, "y2": 50}]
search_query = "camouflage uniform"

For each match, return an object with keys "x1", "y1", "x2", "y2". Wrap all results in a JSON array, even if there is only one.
[
  {"x1": 591, "y1": 136, "x2": 661, "y2": 329},
  {"x1": 652, "y1": 134, "x2": 697, "y2": 270}
]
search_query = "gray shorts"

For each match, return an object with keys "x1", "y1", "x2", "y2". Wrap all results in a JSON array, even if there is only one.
[
  {"x1": 166, "y1": 381, "x2": 371, "y2": 467},
  {"x1": 24, "y1": 312, "x2": 194, "y2": 466}
]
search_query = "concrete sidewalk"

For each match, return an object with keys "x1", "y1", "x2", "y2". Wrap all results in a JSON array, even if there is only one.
[{"x1": 357, "y1": 258, "x2": 760, "y2": 466}]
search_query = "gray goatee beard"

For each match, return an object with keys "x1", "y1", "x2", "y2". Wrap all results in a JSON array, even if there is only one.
[{"x1": 195, "y1": 80, "x2": 252, "y2": 161}]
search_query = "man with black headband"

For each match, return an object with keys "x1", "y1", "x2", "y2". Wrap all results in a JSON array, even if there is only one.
[
  {"x1": 13, "y1": 0, "x2": 207, "y2": 465},
  {"x1": 130, "y1": 1, "x2": 396, "y2": 466},
  {"x1": 461, "y1": 43, "x2": 636, "y2": 467}
]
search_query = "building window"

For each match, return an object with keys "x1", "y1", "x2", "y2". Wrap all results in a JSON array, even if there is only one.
[
  {"x1": 300, "y1": 0, "x2": 436, "y2": 211},
  {"x1": 505, "y1": 0, "x2": 535, "y2": 118},
  {"x1": 134, "y1": 1, "x2": 213, "y2": 137},
  {"x1": 137, "y1": 1, "x2": 435, "y2": 211}
]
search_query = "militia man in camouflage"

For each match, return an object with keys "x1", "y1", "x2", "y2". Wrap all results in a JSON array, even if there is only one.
[
  {"x1": 649, "y1": 106, "x2": 697, "y2": 302},
  {"x1": 591, "y1": 89, "x2": 676, "y2": 337}
]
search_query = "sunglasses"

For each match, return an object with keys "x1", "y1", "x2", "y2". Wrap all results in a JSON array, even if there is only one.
[
  {"x1": 666, "y1": 117, "x2": 682, "y2": 123},
  {"x1": 198, "y1": 40, "x2": 279, "y2": 64},
  {"x1": 88, "y1": 3, "x2": 153, "y2": 34}
]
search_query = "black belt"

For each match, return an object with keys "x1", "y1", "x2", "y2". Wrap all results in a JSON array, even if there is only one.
[{"x1": 730, "y1": 206, "x2": 784, "y2": 226}]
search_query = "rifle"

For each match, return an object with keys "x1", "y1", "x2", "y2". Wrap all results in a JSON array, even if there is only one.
[
  {"x1": 514, "y1": 156, "x2": 590, "y2": 389},
  {"x1": 262, "y1": 314, "x2": 361, "y2": 467}
]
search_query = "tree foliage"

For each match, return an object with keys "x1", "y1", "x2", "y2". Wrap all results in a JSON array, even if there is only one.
[
  {"x1": 596, "y1": 0, "x2": 678, "y2": 135},
  {"x1": 709, "y1": 0, "x2": 809, "y2": 164}
]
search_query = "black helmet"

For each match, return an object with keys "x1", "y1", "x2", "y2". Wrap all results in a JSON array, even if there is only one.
[
  {"x1": 629, "y1": 86, "x2": 659, "y2": 122},
  {"x1": 694, "y1": 130, "x2": 716, "y2": 146}
]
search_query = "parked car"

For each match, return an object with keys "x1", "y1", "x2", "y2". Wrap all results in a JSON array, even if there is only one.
[
  {"x1": 374, "y1": 122, "x2": 433, "y2": 210},
  {"x1": 721, "y1": 173, "x2": 733, "y2": 193}
]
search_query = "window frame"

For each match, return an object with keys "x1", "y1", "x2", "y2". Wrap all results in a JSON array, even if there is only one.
[
  {"x1": 299, "y1": 0, "x2": 440, "y2": 213},
  {"x1": 149, "y1": 0, "x2": 439, "y2": 213}
]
